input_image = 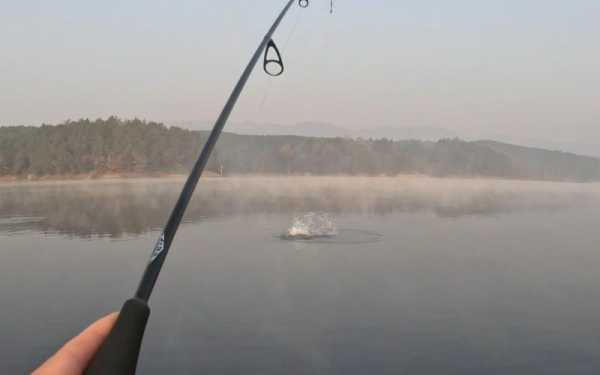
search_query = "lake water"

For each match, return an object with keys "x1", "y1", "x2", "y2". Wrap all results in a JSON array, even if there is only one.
[{"x1": 2, "y1": 176, "x2": 600, "y2": 374}]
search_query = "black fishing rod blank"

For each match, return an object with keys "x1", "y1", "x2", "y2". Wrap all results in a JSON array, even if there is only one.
[{"x1": 84, "y1": 1, "x2": 300, "y2": 373}]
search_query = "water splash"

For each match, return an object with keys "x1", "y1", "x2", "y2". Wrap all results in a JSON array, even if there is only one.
[{"x1": 283, "y1": 212, "x2": 337, "y2": 240}]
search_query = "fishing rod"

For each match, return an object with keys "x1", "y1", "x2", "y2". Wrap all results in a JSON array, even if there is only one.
[{"x1": 84, "y1": 1, "x2": 323, "y2": 374}]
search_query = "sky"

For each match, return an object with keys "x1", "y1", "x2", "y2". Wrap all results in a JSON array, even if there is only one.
[{"x1": 1, "y1": 0, "x2": 599, "y2": 152}]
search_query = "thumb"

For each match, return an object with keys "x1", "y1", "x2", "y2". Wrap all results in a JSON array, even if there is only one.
[{"x1": 32, "y1": 312, "x2": 118, "y2": 375}]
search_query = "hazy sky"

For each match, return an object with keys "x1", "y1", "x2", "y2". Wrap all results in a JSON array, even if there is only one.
[{"x1": 1, "y1": 1, "x2": 599, "y2": 146}]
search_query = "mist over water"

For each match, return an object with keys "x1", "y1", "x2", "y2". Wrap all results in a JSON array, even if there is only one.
[
  {"x1": 3, "y1": 176, "x2": 600, "y2": 374},
  {"x1": 0, "y1": 176, "x2": 596, "y2": 237}
]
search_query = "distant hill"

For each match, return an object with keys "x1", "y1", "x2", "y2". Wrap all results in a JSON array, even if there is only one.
[
  {"x1": 175, "y1": 121, "x2": 457, "y2": 141},
  {"x1": 1, "y1": 118, "x2": 600, "y2": 181},
  {"x1": 174, "y1": 120, "x2": 600, "y2": 157},
  {"x1": 355, "y1": 126, "x2": 458, "y2": 141},
  {"x1": 476, "y1": 140, "x2": 600, "y2": 182},
  {"x1": 230, "y1": 121, "x2": 354, "y2": 138}
]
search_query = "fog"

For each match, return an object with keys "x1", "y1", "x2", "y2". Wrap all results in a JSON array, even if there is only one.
[
  {"x1": 4, "y1": 176, "x2": 600, "y2": 374},
  {"x1": 1, "y1": 176, "x2": 597, "y2": 238}
]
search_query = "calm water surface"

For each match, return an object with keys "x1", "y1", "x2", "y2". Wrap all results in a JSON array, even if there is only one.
[{"x1": 1, "y1": 177, "x2": 600, "y2": 374}]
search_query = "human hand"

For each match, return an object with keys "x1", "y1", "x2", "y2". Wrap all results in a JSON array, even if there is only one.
[{"x1": 32, "y1": 313, "x2": 118, "y2": 375}]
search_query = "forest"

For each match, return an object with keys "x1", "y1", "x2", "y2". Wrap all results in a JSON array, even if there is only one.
[{"x1": 1, "y1": 117, "x2": 599, "y2": 181}]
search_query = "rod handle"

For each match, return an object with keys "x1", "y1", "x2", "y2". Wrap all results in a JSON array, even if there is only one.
[{"x1": 84, "y1": 298, "x2": 150, "y2": 375}]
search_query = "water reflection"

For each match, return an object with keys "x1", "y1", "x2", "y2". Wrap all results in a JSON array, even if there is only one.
[{"x1": 0, "y1": 177, "x2": 596, "y2": 238}]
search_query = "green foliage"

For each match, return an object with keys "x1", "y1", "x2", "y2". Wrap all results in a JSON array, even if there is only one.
[
  {"x1": 0, "y1": 118, "x2": 204, "y2": 176},
  {"x1": 1, "y1": 118, "x2": 599, "y2": 181}
]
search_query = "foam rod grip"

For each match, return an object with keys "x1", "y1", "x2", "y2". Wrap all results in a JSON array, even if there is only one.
[{"x1": 85, "y1": 298, "x2": 150, "y2": 375}]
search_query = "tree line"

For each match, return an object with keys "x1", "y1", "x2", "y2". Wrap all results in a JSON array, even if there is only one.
[{"x1": 1, "y1": 117, "x2": 599, "y2": 181}]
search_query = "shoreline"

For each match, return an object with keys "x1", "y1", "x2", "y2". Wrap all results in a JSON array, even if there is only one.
[
  {"x1": 0, "y1": 173, "x2": 598, "y2": 188},
  {"x1": 0, "y1": 172, "x2": 214, "y2": 184}
]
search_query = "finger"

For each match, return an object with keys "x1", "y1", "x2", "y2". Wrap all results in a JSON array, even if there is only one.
[{"x1": 32, "y1": 312, "x2": 118, "y2": 375}]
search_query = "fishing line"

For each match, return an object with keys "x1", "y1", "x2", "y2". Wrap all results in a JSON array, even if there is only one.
[
  {"x1": 259, "y1": 0, "x2": 333, "y2": 120},
  {"x1": 83, "y1": 1, "x2": 334, "y2": 373},
  {"x1": 283, "y1": 4, "x2": 304, "y2": 51},
  {"x1": 262, "y1": 0, "x2": 332, "y2": 78},
  {"x1": 258, "y1": 5, "x2": 303, "y2": 112}
]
